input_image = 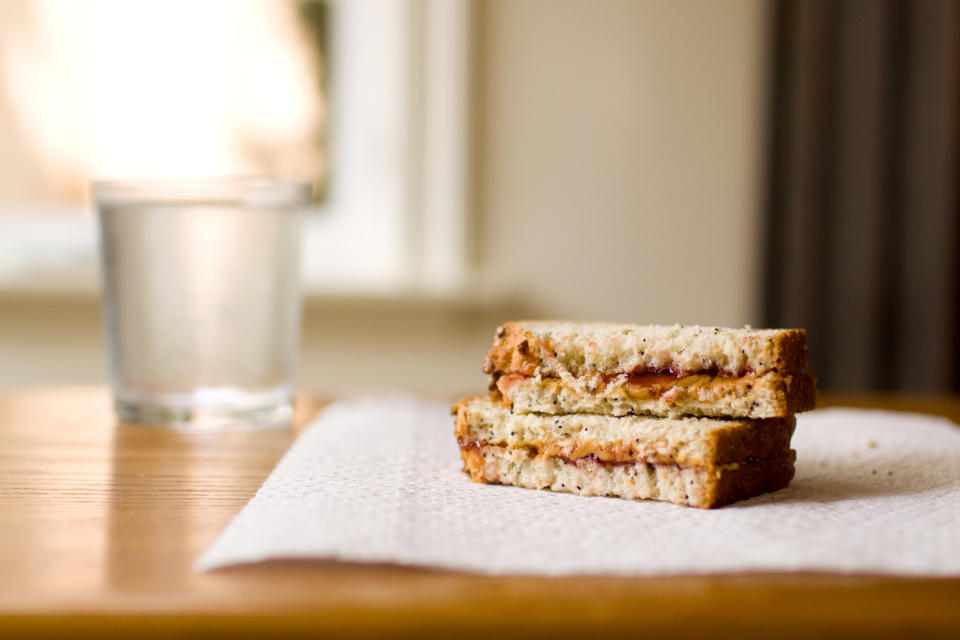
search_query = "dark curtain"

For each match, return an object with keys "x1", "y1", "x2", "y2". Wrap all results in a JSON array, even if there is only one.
[{"x1": 763, "y1": 0, "x2": 960, "y2": 391}]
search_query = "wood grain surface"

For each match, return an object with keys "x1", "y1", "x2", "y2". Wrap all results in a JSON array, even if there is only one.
[{"x1": 1, "y1": 387, "x2": 959, "y2": 638}]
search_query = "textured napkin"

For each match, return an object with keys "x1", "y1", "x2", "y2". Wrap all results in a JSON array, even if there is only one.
[{"x1": 197, "y1": 397, "x2": 960, "y2": 576}]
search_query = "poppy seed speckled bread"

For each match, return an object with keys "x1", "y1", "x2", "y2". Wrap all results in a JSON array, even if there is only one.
[
  {"x1": 484, "y1": 321, "x2": 816, "y2": 419},
  {"x1": 459, "y1": 444, "x2": 796, "y2": 509}
]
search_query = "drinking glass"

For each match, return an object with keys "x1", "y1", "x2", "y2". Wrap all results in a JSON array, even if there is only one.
[{"x1": 94, "y1": 178, "x2": 311, "y2": 429}]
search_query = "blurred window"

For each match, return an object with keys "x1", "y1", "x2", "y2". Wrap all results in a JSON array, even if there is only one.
[
  {"x1": 0, "y1": 0, "x2": 327, "y2": 200},
  {"x1": 0, "y1": 0, "x2": 471, "y2": 295}
]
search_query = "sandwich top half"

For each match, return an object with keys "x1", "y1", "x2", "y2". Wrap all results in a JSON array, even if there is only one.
[{"x1": 485, "y1": 321, "x2": 816, "y2": 419}]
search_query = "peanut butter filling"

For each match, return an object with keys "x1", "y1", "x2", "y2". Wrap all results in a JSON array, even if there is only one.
[
  {"x1": 493, "y1": 371, "x2": 766, "y2": 405},
  {"x1": 458, "y1": 440, "x2": 750, "y2": 471}
]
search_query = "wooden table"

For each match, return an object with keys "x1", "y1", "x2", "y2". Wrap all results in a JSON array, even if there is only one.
[{"x1": 1, "y1": 388, "x2": 958, "y2": 638}]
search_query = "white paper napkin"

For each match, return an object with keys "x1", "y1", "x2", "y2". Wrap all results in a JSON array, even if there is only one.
[{"x1": 196, "y1": 397, "x2": 960, "y2": 576}]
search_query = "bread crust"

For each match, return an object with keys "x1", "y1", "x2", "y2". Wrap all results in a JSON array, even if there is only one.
[
  {"x1": 484, "y1": 321, "x2": 809, "y2": 378},
  {"x1": 493, "y1": 370, "x2": 816, "y2": 419},
  {"x1": 454, "y1": 397, "x2": 795, "y2": 468},
  {"x1": 458, "y1": 443, "x2": 796, "y2": 509}
]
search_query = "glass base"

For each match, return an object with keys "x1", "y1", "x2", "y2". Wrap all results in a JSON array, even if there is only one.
[{"x1": 113, "y1": 386, "x2": 293, "y2": 431}]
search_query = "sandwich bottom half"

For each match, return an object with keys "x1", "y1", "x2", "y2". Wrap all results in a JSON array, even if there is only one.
[{"x1": 454, "y1": 397, "x2": 796, "y2": 509}]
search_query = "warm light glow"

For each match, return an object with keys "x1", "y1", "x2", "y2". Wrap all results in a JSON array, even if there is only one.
[{"x1": 0, "y1": 0, "x2": 325, "y2": 198}]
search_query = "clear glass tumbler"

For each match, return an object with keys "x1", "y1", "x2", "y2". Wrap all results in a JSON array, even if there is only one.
[{"x1": 94, "y1": 178, "x2": 311, "y2": 430}]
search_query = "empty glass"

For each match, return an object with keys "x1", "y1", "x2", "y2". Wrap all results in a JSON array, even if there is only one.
[{"x1": 94, "y1": 178, "x2": 311, "y2": 430}]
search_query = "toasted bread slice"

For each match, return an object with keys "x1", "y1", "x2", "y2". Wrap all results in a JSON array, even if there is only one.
[
  {"x1": 484, "y1": 321, "x2": 809, "y2": 378},
  {"x1": 458, "y1": 442, "x2": 796, "y2": 509}
]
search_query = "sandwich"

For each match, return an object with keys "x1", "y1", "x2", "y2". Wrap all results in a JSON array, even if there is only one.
[
  {"x1": 485, "y1": 321, "x2": 816, "y2": 419},
  {"x1": 454, "y1": 321, "x2": 815, "y2": 508}
]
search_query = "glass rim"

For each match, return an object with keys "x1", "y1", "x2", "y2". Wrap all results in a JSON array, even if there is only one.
[{"x1": 92, "y1": 177, "x2": 312, "y2": 208}]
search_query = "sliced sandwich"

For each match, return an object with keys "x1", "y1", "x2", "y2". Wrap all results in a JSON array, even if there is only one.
[
  {"x1": 485, "y1": 321, "x2": 816, "y2": 419},
  {"x1": 454, "y1": 397, "x2": 796, "y2": 509}
]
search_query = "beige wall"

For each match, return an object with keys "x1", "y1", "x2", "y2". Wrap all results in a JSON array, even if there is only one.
[
  {"x1": 0, "y1": 0, "x2": 767, "y2": 393},
  {"x1": 477, "y1": 0, "x2": 767, "y2": 326},
  {"x1": 0, "y1": 296, "x2": 518, "y2": 394}
]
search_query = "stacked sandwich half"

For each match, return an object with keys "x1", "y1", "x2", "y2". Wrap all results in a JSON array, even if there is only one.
[{"x1": 454, "y1": 321, "x2": 816, "y2": 508}]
